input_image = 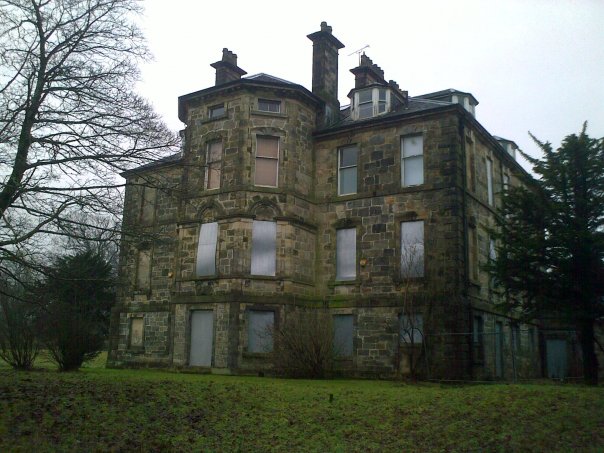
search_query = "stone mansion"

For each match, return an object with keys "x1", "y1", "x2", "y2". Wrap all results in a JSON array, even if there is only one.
[{"x1": 108, "y1": 23, "x2": 577, "y2": 380}]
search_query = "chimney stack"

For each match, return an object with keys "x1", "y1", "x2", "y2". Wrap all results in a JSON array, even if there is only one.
[
  {"x1": 210, "y1": 48, "x2": 247, "y2": 86},
  {"x1": 307, "y1": 22, "x2": 344, "y2": 126},
  {"x1": 350, "y1": 54, "x2": 386, "y2": 88}
]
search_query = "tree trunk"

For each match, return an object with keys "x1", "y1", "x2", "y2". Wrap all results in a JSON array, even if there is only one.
[{"x1": 579, "y1": 319, "x2": 598, "y2": 385}]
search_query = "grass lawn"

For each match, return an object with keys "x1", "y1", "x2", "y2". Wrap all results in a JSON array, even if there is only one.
[{"x1": 0, "y1": 356, "x2": 603, "y2": 452}]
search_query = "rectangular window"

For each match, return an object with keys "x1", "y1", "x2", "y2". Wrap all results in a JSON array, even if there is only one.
[
  {"x1": 333, "y1": 314, "x2": 354, "y2": 357},
  {"x1": 196, "y1": 222, "x2": 218, "y2": 276},
  {"x1": 205, "y1": 141, "x2": 222, "y2": 190},
  {"x1": 400, "y1": 314, "x2": 423, "y2": 344},
  {"x1": 358, "y1": 89, "x2": 373, "y2": 119},
  {"x1": 258, "y1": 99, "x2": 281, "y2": 113},
  {"x1": 529, "y1": 327, "x2": 536, "y2": 351},
  {"x1": 489, "y1": 238, "x2": 497, "y2": 261},
  {"x1": 130, "y1": 317, "x2": 144, "y2": 348},
  {"x1": 140, "y1": 186, "x2": 156, "y2": 223},
  {"x1": 473, "y1": 315, "x2": 484, "y2": 345},
  {"x1": 486, "y1": 158, "x2": 494, "y2": 205},
  {"x1": 248, "y1": 310, "x2": 274, "y2": 353},
  {"x1": 336, "y1": 228, "x2": 356, "y2": 280},
  {"x1": 512, "y1": 324, "x2": 521, "y2": 351},
  {"x1": 208, "y1": 104, "x2": 225, "y2": 118},
  {"x1": 469, "y1": 227, "x2": 478, "y2": 281},
  {"x1": 473, "y1": 315, "x2": 484, "y2": 363},
  {"x1": 338, "y1": 145, "x2": 358, "y2": 195},
  {"x1": 503, "y1": 173, "x2": 510, "y2": 191},
  {"x1": 401, "y1": 135, "x2": 424, "y2": 187},
  {"x1": 377, "y1": 88, "x2": 387, "y2": 113},
  {"x1": 255, "y1": 136, "x2": 279, "y2": 187},
  {"x1": 251, "y1": 220, "x2": 276, "y2": 276},
  {"x1": 136, "y1": 249, "x2": 151, "y2": 289},
  {"x1": 400, "y1": 221, "x2": 424, "y2": 278}
]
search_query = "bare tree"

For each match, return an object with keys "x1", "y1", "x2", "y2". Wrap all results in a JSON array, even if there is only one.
[
  {"x1": 0, "y1": 0, "x2": 179, "y2": 276},
  {"x1": 271, "y1": 309, "x2": 336, "y2": 378}
]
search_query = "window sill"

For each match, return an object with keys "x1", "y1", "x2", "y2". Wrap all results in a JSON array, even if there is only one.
[
  {"x1": 199, "y1": 114, "x2": 228, "y2": 124},
  {"x1": 250, "y1": 110, "x2": 287, "y2": 119},
  {"x1": 329, "y1": 279, "x2": 359, "y2": 288},
  {"x1": 128, "y1": 347, "x2": 145, "y2": 354},
  {"x1": 249, "y1": 275, "x2": 279, "y2": 281},
  {"x1": 243, "y1": 351, "x2": 272, "y2": 359}
]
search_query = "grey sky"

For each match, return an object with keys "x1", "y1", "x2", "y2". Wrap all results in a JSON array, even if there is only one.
[{"x1": 136, "y1": 0, "x2": 604, "y2": 172}]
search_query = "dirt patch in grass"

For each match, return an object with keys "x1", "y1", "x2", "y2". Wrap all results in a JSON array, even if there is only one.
[{"x1": 0, "y1": 368, "x2": 602, "y2": 452}]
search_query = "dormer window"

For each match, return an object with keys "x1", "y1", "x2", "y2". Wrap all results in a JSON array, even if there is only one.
[
  {"x1": 258, "y1": 99, "x2": 281, "y2": 113},
  {"x1": 353, "y1": 87, "x2": 390, "y2": 120}
]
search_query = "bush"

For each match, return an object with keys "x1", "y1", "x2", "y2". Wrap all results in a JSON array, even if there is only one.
[
  {"x1": 272, "y1": 309, "x2": 335, "y2": 378},
  {"x1": 36, "y1": 251, "x2": 114, "y2": 371},
  {"x1": 0, "y1": 289, "x2": 39, "y2": 370}
]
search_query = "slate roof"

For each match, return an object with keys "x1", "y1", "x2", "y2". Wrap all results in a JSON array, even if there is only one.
[
  {"x1": 245, "y1": 73, "x2": 297, "y2": 85},
  {"x1": 316, "y1": 96, "x2": 457, "y2": 134},
  {"x1": 121, "y1": 152, "x2": 182, "y2": 177}
]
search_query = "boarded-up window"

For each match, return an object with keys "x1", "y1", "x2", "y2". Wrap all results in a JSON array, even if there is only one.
[
  {"x1": 473, "y1": 315, "x2": 484, "y2": 362},
  {"x1": 251, "y1": 220, "x2": 276, "y2": 276},
  {"x1": 333, "y1": 314, "x2": 354, "y2": 357},
  {"x1": 336, "y1": 228, "x2": 356, "y2": 280},
  {"x1": 130, "y1": 317, "x2": 144, "y2": 348},
  {"x1": 248, "y1": 310, "x2": 274, "y2": 353},
  {"x1": 136, "y1": 249, "x2": 151, "y2": 289},
  {"x1": 140, "y1": 186, "x2": 156, "y2": 223},
  {"x1": 205, "y1": 141, "x2": 222, "y2": 189},
  {"x1": 486, "y1": 158, "x2": 494, "y2": 205},
  {"x1": 401, "y1": 135, "x2": 424, "y2": 187},
  {"x1": 512, "y1": 324, "x2": 521, "y2": 351},
  {"x1": 400, "y1": 221, "x2": 424, "y2": 278},
  {"x1": 338, "y1": 145, "x2": 358, "y2": 195},
  {"x1": 255, "y1": 136, "x2": 279, "y2": 187},
  {"x1": 400, "y1": 314, "x2": 423, "y2": 344},
  {"x1": 196, "y1": 222, "x2": 218, "y2": 276},
  {"x1": 469, "y1": 226, "x2": 478, "y2": 280}
]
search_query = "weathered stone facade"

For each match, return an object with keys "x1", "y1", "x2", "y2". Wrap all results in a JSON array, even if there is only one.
[{"x1": 108, "y1": 23, "x2": 543, "y2": 380}]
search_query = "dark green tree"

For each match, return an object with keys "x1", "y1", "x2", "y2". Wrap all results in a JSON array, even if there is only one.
[
  {"x1": 37, "y1": 251, "x2": 115, "y2": 371},
  {"x1": 488, "y1": 124, "x2": 603, "y2": 385}
]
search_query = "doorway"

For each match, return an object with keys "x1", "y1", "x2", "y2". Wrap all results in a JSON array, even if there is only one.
[{"x1": 189, "y1": 310, "x2": 214, "y2": 367}]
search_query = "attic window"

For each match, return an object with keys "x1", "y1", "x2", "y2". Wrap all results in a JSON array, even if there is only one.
[
  {"x1": 208, "y1": 104, "x2": 225, "y2": 118},
  {"x1": 258, "y1": 99, "x2": 281, "y2": 113},
  {"x1": 353, "y1": 88, "x2": 390, "y2": 120}
]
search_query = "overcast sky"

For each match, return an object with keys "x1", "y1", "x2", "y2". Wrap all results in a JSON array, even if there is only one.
[{"x1": 136, "y1": 0, "x2": 604, "y2": 172}]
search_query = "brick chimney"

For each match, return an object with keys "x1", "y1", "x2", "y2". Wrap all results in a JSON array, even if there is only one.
[
  {"x1": 210, "y1": 48, "x2": 247, "y2": 86},
  {"x1": 350, "y1": 54, "x2": 386, "y2": 88},
  {"x1": 307, "y1": 22, "x2": 345, "y2": 126}
]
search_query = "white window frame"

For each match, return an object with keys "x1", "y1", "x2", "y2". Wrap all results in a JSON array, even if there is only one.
[
  {"x1": 400, "y1": 220, "x2": 424, "y2": 278},
  {"x1": 338, "y1": 145, "x2": 358, "y2": 196},
  {"x1": 196, "y1": 222, "x2": 218, "y2": 277},
  {"x1": 251, "y1": 220, "x2": 277, "y2": 276},
  {"x1": 205, "y1": 141, "x2": 222, "y2": 190},
  {"x1": 401, "y1": 135, "x2": 424, "y2": 187},
  {"x1": 486, "y1": 158, "x2": 494, "y2": 206},
  {"x1": 258, "y1": 99, "x2": 281, "y2": 113},
  {"x1": 336, "y1": 228, "x2": 356, "y2": 281},
  {"x1": 353, "y1": 87, "x2": 391, "y2": 119},
  {"x1": 254, "y1": 136, "x2": 280, "y2": 188}
]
